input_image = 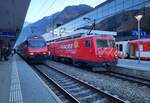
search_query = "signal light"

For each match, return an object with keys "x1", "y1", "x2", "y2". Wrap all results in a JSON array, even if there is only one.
[{"x1": 98, "y1": 53, "x2": 102, "y2": 58}]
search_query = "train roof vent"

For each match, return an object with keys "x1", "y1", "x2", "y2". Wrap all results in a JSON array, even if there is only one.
[{"x1": 72, "y1": 29, "x2": 117, "y2": 36}]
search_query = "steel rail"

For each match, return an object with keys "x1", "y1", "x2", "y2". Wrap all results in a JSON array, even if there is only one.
[{"x1": 41, "y1": 64, "x2": 127, "y2": 103}]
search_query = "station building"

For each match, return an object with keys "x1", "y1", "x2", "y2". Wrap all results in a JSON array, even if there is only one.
[{"x1": 54, "y1": 0, "x2": 150, "y2": 41}]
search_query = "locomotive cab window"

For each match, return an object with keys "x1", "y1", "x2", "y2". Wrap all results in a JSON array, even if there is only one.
[
  {"x1": 85, "y1": 40, "x2": 91, "y2": 48},
  {"x1": 96, "y1": 40, "x2": 108, "y2": 48},
  {"x1": 29, "y1": 40, "x2": 46, "y2": 48}
]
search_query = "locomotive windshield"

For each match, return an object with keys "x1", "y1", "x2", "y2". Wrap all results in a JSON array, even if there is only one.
[
  {"x1": 96, "y1": 40, "x2": 116, "y2": 48},
  {"x1": 28, "y1": 40, "x2": 46, "y2": 48},
  {"x1": 96, "y1": 40, "x2": 108, "y2": 48}
]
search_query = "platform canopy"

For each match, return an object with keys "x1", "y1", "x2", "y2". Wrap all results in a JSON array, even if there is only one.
[{"x1": 0, "y1": 0, "x2": 31, "y2": 36}]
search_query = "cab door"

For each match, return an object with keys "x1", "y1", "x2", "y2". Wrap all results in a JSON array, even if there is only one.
[{"x1": 84, "y1": 39, "x2": 95, "y2": 61}]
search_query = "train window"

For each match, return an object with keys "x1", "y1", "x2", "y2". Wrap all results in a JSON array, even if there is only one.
[
  {"x1": 72, "y1": 33, "x2": 83, "y2": 39},
  {"x1": 85, "y1": 40, "x2": 91, "y2": 48},
  {"x1": 147, "y1": 44, "x2": 150, "y2": 51},
  {"x1": 96, "y1": 40, "x2": 108, "y2": 48},
  {"x1": 139, "y1": 44, "x2": 143, "y2": 51},
  {"x1": 109, "y1": 40, "x2": 116, "y2": 48},
  {"x1": 116, "y1": 44, "x2": 118, "y2": 49},
  {"x1": 29, "y1": 40, "x2": 46, "y2": 48},
  {"x1": 119, "y1": 44, "x2": 123, "y2": 51}
]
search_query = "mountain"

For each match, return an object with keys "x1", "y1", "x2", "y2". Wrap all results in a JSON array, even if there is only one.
[
  {"x1": 16, "y1": 4, "x2": 93, "y2": 45},
  {"x1": 29, "y1": 4, "x2": 93, "y2": 34},
  {"x1": 23, "y1": 21, "x2": 31, "y2": 27},
  {"x1": 94, "y1": 6, "x2": 150, "y2": 41}
]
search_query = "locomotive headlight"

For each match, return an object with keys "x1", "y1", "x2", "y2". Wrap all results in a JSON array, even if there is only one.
[
  {"x1": 43, "y1": 52, "x2": 47, "y2": 55},
  {"x1": 114, "y1": 54, "x2": 118, "y2": 58},
  {"x1": 29, "y1": 52, "x2": 34, "y2": 55},
  {"x1": 98, "y1": 53, "x2": 102, "y2": 58},
  {"x1": 48, "y1": 52, "x2": 51, "y2": 55}
]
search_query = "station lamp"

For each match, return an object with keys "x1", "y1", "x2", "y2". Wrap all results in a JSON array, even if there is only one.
[{"x1": 135, "y1": 14, "x2": 143, "y2": 63}]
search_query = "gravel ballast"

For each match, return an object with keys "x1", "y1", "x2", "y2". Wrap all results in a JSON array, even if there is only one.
[{"x1": 45, "y1": 60, "x2": 150, "y2": 103}]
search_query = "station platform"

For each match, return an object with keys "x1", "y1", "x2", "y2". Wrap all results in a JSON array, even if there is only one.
[
  {"x1": 111, "y1": 59, "x2": 150, "y2": 80},
  {"x1": 0, "y1": 54, "x2": 61, "y2": 103}
]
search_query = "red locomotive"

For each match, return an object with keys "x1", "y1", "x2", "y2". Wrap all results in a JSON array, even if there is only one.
[
  {"x1": 19, "y1": 36, "x2": 48, "y2": 62},
  {"x1": 48, "y1": 29, "x2": 118, "y2": 70}
]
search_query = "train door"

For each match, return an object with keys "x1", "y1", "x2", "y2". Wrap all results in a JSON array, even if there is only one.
[
  {"x1": 80, "y1": 38, "x2": 95, "y2": 62},
  {"x1": 84, "y1": 39, "x2": 92, "y2": 60},
  {"x1": 130, "y1": 43, "x2": 136, "y2": 58}
]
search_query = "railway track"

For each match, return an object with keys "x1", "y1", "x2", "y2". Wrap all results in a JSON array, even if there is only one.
[
  {"x1": 52, "y1": 59, "x2": 150, "y2": 87},
  {"x1": 33, "y1": 64, "x2": 127, "y2": 103},
  {"x1": 47, "y1": 59, "x2": 150, "y2": 88},
  {"x1": 104, "y1": 70, "x2": 150, "y2": 87}
]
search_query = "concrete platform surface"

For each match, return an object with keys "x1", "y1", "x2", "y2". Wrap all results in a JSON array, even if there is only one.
[
  {"x1": 117, "y1": 59, "x2": 150, "y2": 71},
  {"x1": 112, "y1": 59, "x2": 150, "y2": 80},
  {"x1": 0, "y1": 55, "x2": 61, "y2": 103}
]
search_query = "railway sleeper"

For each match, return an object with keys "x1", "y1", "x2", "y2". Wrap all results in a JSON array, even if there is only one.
[
  {"x1": 64, "y1": 84, "x2": 84, "y2": 90},
  {"x1": 62, "y1": 83, "x2": 79, "y2": 87},
  {"x1": 72, "y1": 89, "x2": 91, "y2": 96},
  {"x1": 77, "y1": 93, "x2": 99, "y2": 102},
  {"x1": 58, "y1": 78, "x2": 72, "y2": 82},
  {"x1": 66, "y1": 86, "x2": 85, "y2": 92},
  {"x1": 92, "y1": 98, "x2": 108, "y2": 103},
  {"x1": 59, "y1": 80, "x2": 75, "y2": 85}
]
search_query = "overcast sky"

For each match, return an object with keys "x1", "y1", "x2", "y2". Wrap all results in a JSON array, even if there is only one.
[{"x1": 25, "y1": 0, "x2": 106, "y2": 23}]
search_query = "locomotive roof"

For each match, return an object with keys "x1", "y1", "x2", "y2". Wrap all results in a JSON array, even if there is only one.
[
  {"x1": 48, "y1": 29, "x2": 117, "y2": 41},
  {"x1": 71, "y1": 29, "x2": 117, "y2": 36},
  {"x1": 27, "y1": 35, "x2": 44, "y2": 40}
]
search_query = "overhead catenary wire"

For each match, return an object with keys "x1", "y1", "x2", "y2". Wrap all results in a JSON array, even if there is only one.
[
  {"x1": 35, "y1": 0, "x2": 57, "y2": 21},
  {"x1": 32, "y1": 0, "x2": 50, "y2": 19}
]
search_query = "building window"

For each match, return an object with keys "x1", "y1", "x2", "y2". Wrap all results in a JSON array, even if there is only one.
[{"x1": 85, "y1": 40, "x2": 91, "y2": 48}]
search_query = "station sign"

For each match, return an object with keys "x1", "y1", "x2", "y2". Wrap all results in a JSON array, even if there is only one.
[
  {"x1": 132, "y1": 30, "x2": 147, "y2": 36},
  {"x1": 0, "y1": 32, "x2": 16, "y2": 38}
]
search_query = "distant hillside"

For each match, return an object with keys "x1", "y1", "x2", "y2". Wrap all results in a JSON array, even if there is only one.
[
  {"x1": 23, "y1": 21, "x2": 30, "y2": 27},
  {"x1": 16, "y1": 4, "x2": 93, "y2": 45},
  {"x1": 95, "y1": 6, "x2": 150, "y2": 41},
  {"x1": 81, "y1": 6, "x2": 150, "y2": 41},
  {"x1": 29, "y1": 4, "x2": 93, "y2": 34}
]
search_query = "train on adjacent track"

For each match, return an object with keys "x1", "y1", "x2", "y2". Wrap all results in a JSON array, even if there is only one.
[
  {"x1": 48, "y1": 29, "x2": 118, "y2": 71},
  {"x1": 18, "y1": 35, "x2": 49, "y2": 63},
  {"x1": 116, "y1": 38, "x2": 150, "y2": 60}
]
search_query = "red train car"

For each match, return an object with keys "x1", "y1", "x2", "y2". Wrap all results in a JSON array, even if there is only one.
[
  {"x1": 19, "y1": 36, "x2": 48, "y2": 62},
  {"x1": 48, "y1": 29, "x2": 118, "y2": 70},
  {"x1": 116, "y1": 38, "x2": 150, "y2": 60},
  {"x1": 129, "y1": 38, "x2": 150, "y2": 60}
]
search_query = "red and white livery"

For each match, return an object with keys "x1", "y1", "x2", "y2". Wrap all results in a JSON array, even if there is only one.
[
  {"x1": 48, "y1": 29, "x2": 118, "y2": 70},
  {"x1": 19, "y1": 36, "x2": 49, "y2": 63},
  {"x1": 116, "y1": 38, "x2": 150, "y2": 60}
]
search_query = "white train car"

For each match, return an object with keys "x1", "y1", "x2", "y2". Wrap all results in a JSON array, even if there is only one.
[{"x1": 116, "y1": 41, "x2": 129, "y2": 58}]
